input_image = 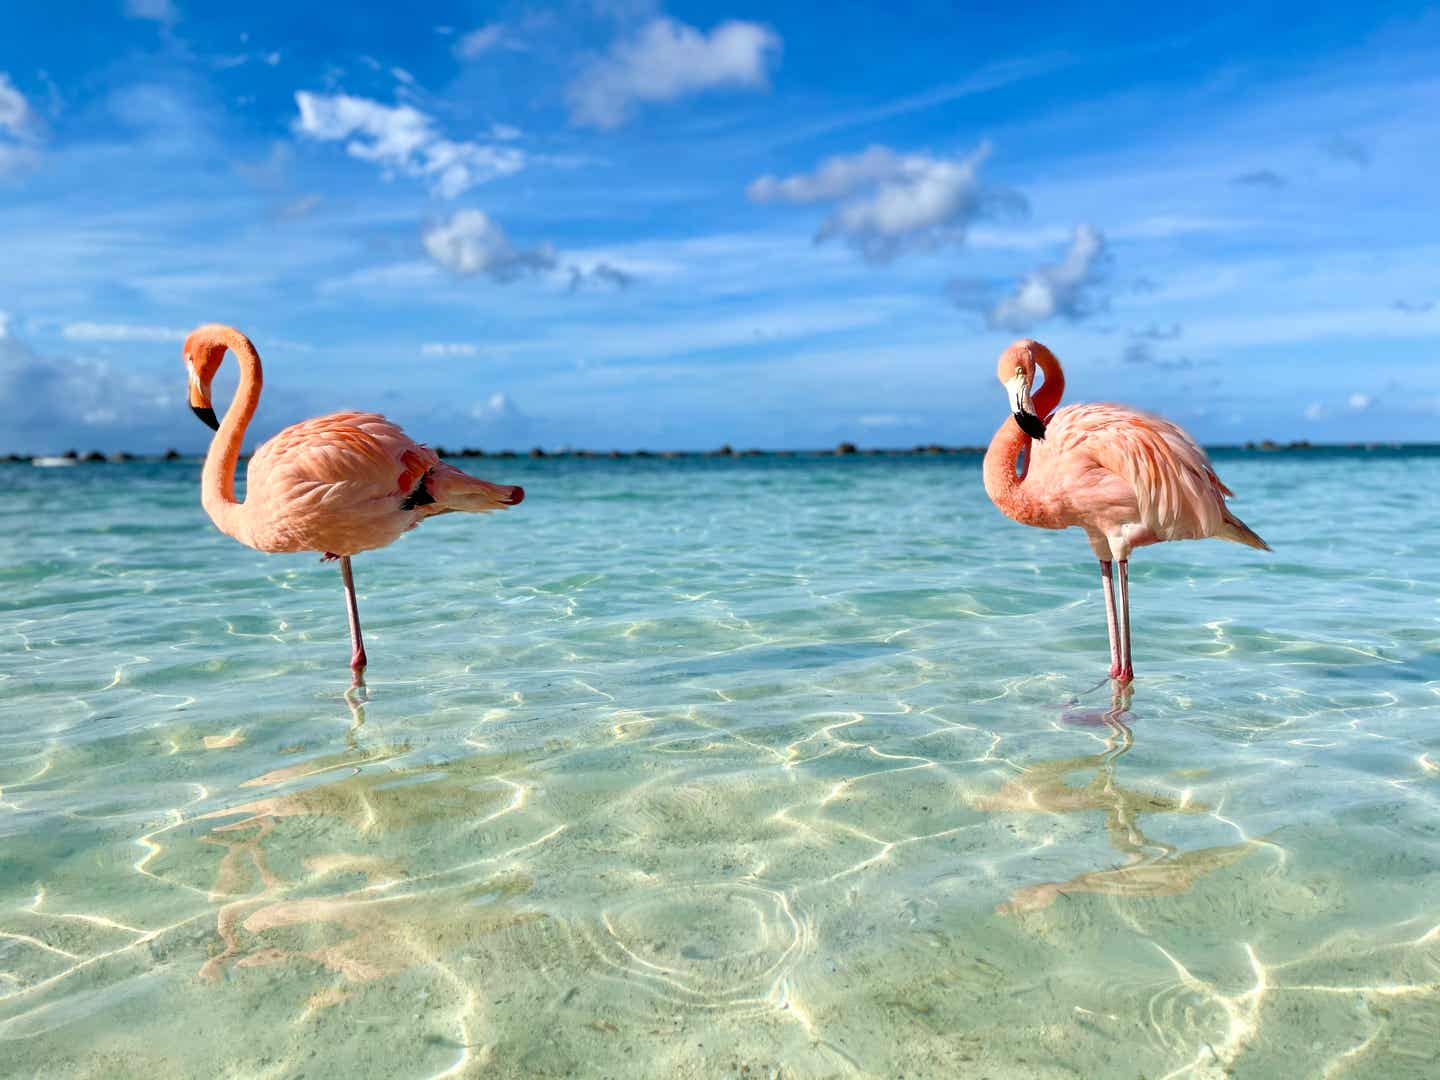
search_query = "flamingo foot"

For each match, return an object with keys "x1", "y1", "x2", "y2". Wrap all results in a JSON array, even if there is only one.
[{"x1": 321, "y1": 552, "x2": 340, "y2": 562}]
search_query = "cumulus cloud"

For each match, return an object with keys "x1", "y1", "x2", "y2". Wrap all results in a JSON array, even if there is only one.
[
  {"x1": 568, "y1": 17, "x2": 780, "y2": 129},
  {"x1": 748, "y1": 142, "x2": 1023, "y2": 263},
  {"x1": 0, "y1": 331, "x2": 182, "y2": 453},
  {"x1": 61, "y1": 322, "x2": 188, "y2": 343},
  {"x1": 985, "y1": 225, "x2": 1109, "y2": 332},
  {"x1": 294, "y1": 91, "x2": 525, "y2": 199},
  {"x1": 422, "y1": 342, "x2": 479, "y2": 357},
  {"x1": 124, "y1": 0, "x2": 178, "y2": 24},
  {"x1": 1232, "y1": 169, "x2": 1286, "y2": 188},
  {"x1": 456, "y1": 24, "x2": 506, "y2": 58},
  {"x1": 1348, "y1": 392, "x2": 1373, "y2": 411},
  {"x1": 0, "y1": 72, "x2": 41, "y2": 174},
  {"x1": 422, "y1": 210, "x2": 557, "y2": 281}
]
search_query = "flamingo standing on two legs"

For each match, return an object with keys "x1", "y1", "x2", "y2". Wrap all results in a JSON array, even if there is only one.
[
  {"x1": 983, "y1": 339, "x2": 1268, "y2": 682},
  {"x1": 183, "y1": 324, "x2": 524, "y2": 682}
]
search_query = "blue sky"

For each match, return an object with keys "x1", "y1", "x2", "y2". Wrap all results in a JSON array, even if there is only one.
[{"x1": 1, "y1": 1, "x2": 1437, "y2": 453}]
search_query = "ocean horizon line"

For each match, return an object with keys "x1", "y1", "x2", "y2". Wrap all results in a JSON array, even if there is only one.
[{"x1": 5, "y1": 439, "x2": 1438, "y2": 465}]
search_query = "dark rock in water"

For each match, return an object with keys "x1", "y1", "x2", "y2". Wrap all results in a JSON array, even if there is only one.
[
  {"x1": 497, "y1": 450, "x2": 517, "y2": 459},
  {"x1": 634, "y1": 449, "x2": 653, "y2": 458},
  {"x1": 108, "y1": 452, "x2": 134, "y2": 463},
  {"x1": 5, "y1": 453, "x2": 31, "y2": 463},
  {"x1": 63, "y1": 449, "x2": 79, "y2": 460},
  {"x1": 529, "y1": 447, "x2": 547, "y2": 458},
  {"x1": 83, "y1": 450, "x2": 106, "y2": 462},
  {"x1": 709, "y1": 444, "x2": 734, "y2": 457},
  {"x1": 459, "y1": 446, "x2": 485, "y2": 457},
  {"x1": 739, "y1": 448, "x2": 763, "y2": 457},
  {"x1": 163, "y1": 448, "x2": 182, "y2": 461},
  {"x1": 836, "y1": 441, "x2": 858, "y2": 455}
]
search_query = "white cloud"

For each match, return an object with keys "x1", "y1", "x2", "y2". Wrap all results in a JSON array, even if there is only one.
[
  {"x1": 422, "y1": 210, "x2": 557, "y2": 281},
  {"x1": 61, "y1": 322, "x2": 188, "y2": 343},
  {"x1": 124, "y1": 0, "x2": 178, "y2": 24},
  {"x1": 0, "y1": 331, "x2": 179, "y2": 452},
  {"x1": 0, "y1": 72, "x2": 41, "y2": 174},
  {"x1": 456, "y1": 24, "x2": 506, "y2": 58},
  {"x1": 985, "y1": 225, "x2": 1109, "y2": 332},
  {"x1": 0, "y1": 311, "x2": 9, "y2": 338},
  {"x1": 858, "y1": 413, "x2": 923, "y2": 428},
  {"x1": 293, "y1": 91, "x2": 525, "y2": 199},
  {"x1": 1347, "y1": 392, "x2": 1373, "y2": 411},
  {"x1": 568, "y1": 17, "x2": 780, "y2": 129},
  {"x1": 1303, "y1": 401, "x2": 1326, "y2": 421},
  {"x1": 422, "y1": 342, "x2": 479, "y2": 357},
  {"x1": 747, "y1": 142, "x2": 1023, "y2": 263}
]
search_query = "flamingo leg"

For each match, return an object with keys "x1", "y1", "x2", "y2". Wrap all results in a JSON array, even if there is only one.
[
  {"x1": 1115, "y1": 559, "x2": 1134, "y2": 682},
  {"x1": 339, "y1": 556, "x2": 367, "y2": 683},
  {"x1": 1100, "y1": 560, "x2": 1122, "y2": 679}
]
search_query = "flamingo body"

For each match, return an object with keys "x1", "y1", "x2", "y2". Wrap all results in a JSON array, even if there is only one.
[
  {"x1": 183, "y1": 325, "x2": 522, "y2": 679},
  {"x1": 983, "y1": 339, "x2": 1267, "y2": 681},
  {"x1": 997, "y1": 401, "x2": 1267, "y2": 562},
  {"x1": 236, "y1": 411, "x2": 517, "y2": 556}
]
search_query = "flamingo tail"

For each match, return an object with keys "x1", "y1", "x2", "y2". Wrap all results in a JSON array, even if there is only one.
[
  {"x1": 1219, "y1": 509, "x2": 1270, "y2": 551},
  {"x1": 426, "y1": 462, "x2": 525, "y2": 514}
]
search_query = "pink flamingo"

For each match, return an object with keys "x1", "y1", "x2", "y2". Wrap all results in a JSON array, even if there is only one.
[
  {"x1": 183, "y1": 324, "x2": 523, "y2": 681},
  {"x1": 983, "y1": 339, "x2": 1268, "y2": 682}
]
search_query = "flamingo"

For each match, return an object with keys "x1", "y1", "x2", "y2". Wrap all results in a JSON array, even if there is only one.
[
  {"x1": 183, "y1": 324, "x2": 524, "y2": 682},
  {"x1": 983, "y1": 339, "x2": 1268, "y2": 682}
]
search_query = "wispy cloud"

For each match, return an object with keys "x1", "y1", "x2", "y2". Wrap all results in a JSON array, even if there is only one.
[
  {"x1": 123, "y1": 0, "x2": 178, "y2": 25},
  {"x1": 455, "y1": 24, "x2": 507, "y2": 58},
  {"x1": 422, "y1": 342, "x2": 479, "y2": 357},
  {"x1": 1232, "y1": 168, "x2": 1287, "y2": 188},
  {"x1": 567, "y1": 261, "x2": 634, "y2": 292},
  {"x1": 1325, "y1": 134, "x2": 1371, "y2": 166},
  {"x1": 568, "y1": 17, "x2": 781, "y2": 129},
  {"x1": 748, "y1": 142, "x2": 1023, "y2": 263},
  {"x1": 293, "y1": 91, "x2": 525, "y2": 198},
  {"x1": 1393, "y1": 298, "x2": 1434, "y2": 313},
  {"x1": 60, "y1": 322, "x2": 188, "y2": 343},
  {"x1": 981, "y1": 225, "x2": 1109, "y2": 332}
]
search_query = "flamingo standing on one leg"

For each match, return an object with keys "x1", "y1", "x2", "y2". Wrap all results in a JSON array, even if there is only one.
[
  {"x1": 982, "y1": 339, "x2": 1268, "y2": 682},
  {"x1": 183, "y1": 324, "x2": 524, "y2": 682}
]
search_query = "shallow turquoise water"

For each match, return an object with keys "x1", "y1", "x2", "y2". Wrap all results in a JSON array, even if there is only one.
[{"x1": 1, "y1": 451, "x2": 1437, "y2": 1078}]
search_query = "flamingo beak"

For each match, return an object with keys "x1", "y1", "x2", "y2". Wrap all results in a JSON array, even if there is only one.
[
  {"x1": 1007, "y1": 374, "x2": 1046, "y2": 440},
  {"x1": 186, "y1": 359, "x2": 219, "y2": 431}
]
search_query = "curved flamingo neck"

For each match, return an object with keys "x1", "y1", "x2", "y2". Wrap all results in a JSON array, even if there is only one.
[
  {"x1": 983, "y1": 416, "x2": 1033, "y2": 518},
  {"x1": 1033, "y1": 350, "x2": 1065, "y2": 421},
  {"x1": 200, "y1": 327, "x2": 264, "y2": 544},
  {"x1": 983, "y1": 350, "x2": 1064, "y2": 521}
]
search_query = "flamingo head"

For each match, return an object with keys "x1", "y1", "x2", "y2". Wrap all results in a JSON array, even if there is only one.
[
  {"x1": 996, "y1": 339, "x2": 1050, "y2": 440},
  {"x1": 182, "y1": 326, "x2": 228, "y2": 431}
]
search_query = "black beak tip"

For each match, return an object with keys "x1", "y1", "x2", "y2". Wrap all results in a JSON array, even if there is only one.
[
  {"x1": 1014, "y1": 411, "x2": 1047, "y2": 440},
  {"x1": 191, "y1": 405, "x2": 220, "y2": 431}
]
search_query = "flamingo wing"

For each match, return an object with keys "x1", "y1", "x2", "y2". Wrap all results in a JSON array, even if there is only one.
[
  {"x1": 241, "y1": 411, "x2": 437, "y2": 550},
  {"x1": 1048, "y1": 403, "x2": 1233, "y2": 540}
]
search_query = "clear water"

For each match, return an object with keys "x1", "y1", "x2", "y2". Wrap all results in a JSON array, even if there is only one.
[{"x1": 1, "y1": 451, "x2": 1437, "y2": 1079}]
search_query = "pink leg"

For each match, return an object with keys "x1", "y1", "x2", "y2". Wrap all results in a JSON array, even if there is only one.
[
  {"x1": 1115, "y1": 559, "x2": 1134, "y2": 682},
  {"x1": 1100, "y1": 560, "x2": 1122, "y2": 678},
  {"x1": 339, "y1": 556, "x2": 367, "y2": 683}
]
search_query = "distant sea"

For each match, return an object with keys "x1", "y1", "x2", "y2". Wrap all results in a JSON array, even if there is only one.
[{"x1": 2, "y1": 449, "x2": 1436, "y2": 1077}]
